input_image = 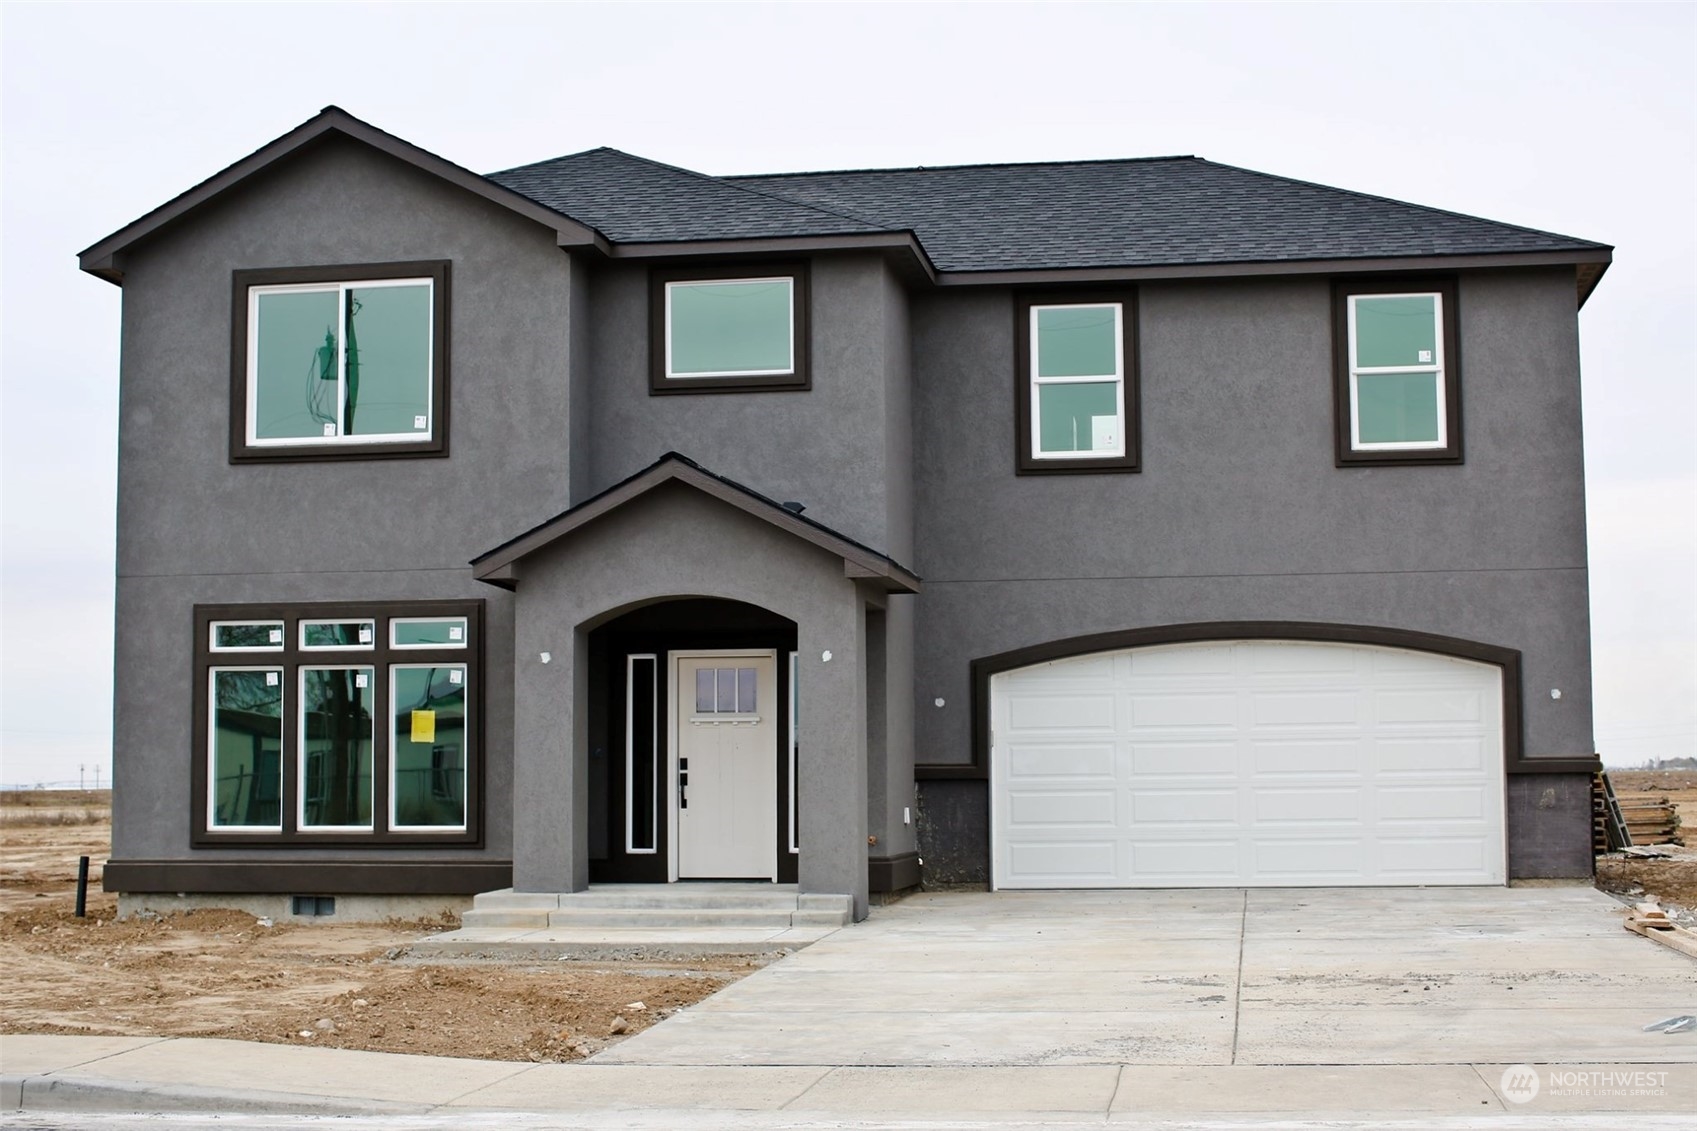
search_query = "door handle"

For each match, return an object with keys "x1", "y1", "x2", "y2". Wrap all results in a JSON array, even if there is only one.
[{"x1": 679, "y1": 759, "x2": 688, "y2": 809}]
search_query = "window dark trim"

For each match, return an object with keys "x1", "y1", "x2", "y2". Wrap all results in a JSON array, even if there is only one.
[
  {"x1": 1332, "y1": 274, "x2": 1461, "y2": 467},
  {"x1": 648, "y1": 262, "x2": 810, "y2": 394},
  {"x1": 911, "y1": 620, "x2": 1595, "y2": 780},
  {"x1": 229, "y1": 261, "x2": 451, "y2": 463},
  {"x1": 192, "y1": 599, "x2": 484, "y2": 847},
  {"x1": 1014, "y1": 290, "x2": 1141, "y2": 474}
]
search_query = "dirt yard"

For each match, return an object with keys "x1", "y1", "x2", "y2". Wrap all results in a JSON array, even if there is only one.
[
  {"x1": 1594, "y1": 770, "x2": 1697, "y2": 915},
  {"x1": 0, "y1": 791, "x2": 764, "y2": 1062}
]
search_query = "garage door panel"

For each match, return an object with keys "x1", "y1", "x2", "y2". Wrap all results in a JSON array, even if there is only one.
[
  {"x1": 1005, "y1": 742, "x2": 1117, "y2": 779},
  {"x1": 1008, "y1": 790, "x2": 1117, "y2": 827},
  {"x1": 1375, "y1": 736, "x2": 1489, "y2": 773},
  {"x1": 1252, "y1": 739, "x2": 1364, "y2": 775},
  {"x1": 1378, "y1": 837, "x2": 1491, "y2": 876},
  {"x1": 1253, "y1": 787, "x2": 1364, "y2": 823},
  {"x1": 1130, "y1": 741, "x2": 1237, "y2": 776},
  {"x1": 1251, "y1": 838, "x2": 1367, "y2": 878},
  {"x1": 1130, "y1": 788, "x2": 1238, "y2": 824},
  {"x1": 1129, "y1": 841, "x2": 1241, "y2": 880},
  {"x1": 1129, "y1": 644, "x2": 1235, "y2": 675},
  {"x1": 1253, "y1": 690, "x2": 1359, "y2": 726},
  {"x1": 1130, "y1": 693, "x2": 1237, "y2": 727},
  {"x1": 992, "y1": 639, "x2": 1506, "y2": 890},
  {"x1": 1007, "y1": 693, "x2": 1116, "y2": 731},
  {"x1": 1376, "y1": 688, "x2": 1485, "y2": 724},
  {"x1": 1376, "y1": 785, "x2": 1486, "y2": 821},
  {"x1": 1007, "y1": 841, "x2": 1118, "y2": 883}
]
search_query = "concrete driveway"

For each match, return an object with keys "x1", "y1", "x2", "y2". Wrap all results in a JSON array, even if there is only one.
[{"x1": 595, "y1": 885, "x2": 1696, "y2": 1068}]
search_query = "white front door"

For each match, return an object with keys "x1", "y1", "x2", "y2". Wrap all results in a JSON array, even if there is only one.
[{"x1": 674, "y1": 653, "x2": 778, "y2": 879}]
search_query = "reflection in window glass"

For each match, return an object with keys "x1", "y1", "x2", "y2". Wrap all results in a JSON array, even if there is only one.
[
  {"x1": 344, "y1": 285, "x2": 432, "y2": 437},
  {"x1": 210, "y1": 669, "x2": 283, "y2": 828},
  {"x1": 736, "y1": 668, "x2": 757, "y2": 713},
  {"x1": 391, "y1": 666, "x2": 466, "y2": 828},
  {"x1": 695, "y1": 668, "x2": 716, "y2": 713},
  {"x1": 627, "y1": 656, "x2": 657, "y2": 853},
  {"x1": 392, "y1": 618, "x2": 467, "y2": 647},
  {"x1": 300, "y1": 667, "x2": 373, "y2": 828},
  {"x1": 1357, "y1": 373, "x2": 1441, "y2": 444},
  {"x1": 1036, "y1": 306, "x2": 1118, "y2": 377},
  {"x1": 1037, "y1": 381, "x2": 1119, "y2": 454},
  {"x1": 302, "y1": 620, "x2": 375, "y2": 649},
  {"x1": 213, "y1": 622, "x2": 284, "y2": 650},
  {"x1": 693, "y1": 666, "x2": 759, "y2": 713},
  {"x1": 1353, "y1": 295, "x2": 1438, "y2": 369},
  {"x1": 254, "y1": 289, "x2": 339, "y2": 440},
  {"x1": 668, "y1": 278, "x2": 793, "y2": 376}
]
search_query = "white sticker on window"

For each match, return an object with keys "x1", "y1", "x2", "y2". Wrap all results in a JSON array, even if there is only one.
[
  {"x1": 355, "y1": 672, "x2": 368, "y2": 688},
  {"x1": 1418, "y1": 349, "x2": 1433, "y2": 363},
  {"x1": 1091, "y1": 415, "x2": 1119, "y2": 452},
  {"x1": 265, "y1": 672, "x2": 279, "y2": 686},
  {"x1": 449, "y1": 670, "x2": 463, "y2": 684},
  {"x1": 413, "y1": 415, "x2": 427, "y2": 430},
  {"x1": 449, "y1": 627, "x2": 463, "y2": 641},
  {"x1": 322, "y1": 423, "x2": 336, "y2": 437},
  {"x1": 358, "y1": 626, "x2": 372, "y2": 643},
  {"x1": 268, "y1": 628, "x2": 283, "y2": 643}
]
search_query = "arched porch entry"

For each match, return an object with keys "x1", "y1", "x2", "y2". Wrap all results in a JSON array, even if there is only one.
[{"x1": 587, "y1": 597, "x2": 799, "y2": 884}]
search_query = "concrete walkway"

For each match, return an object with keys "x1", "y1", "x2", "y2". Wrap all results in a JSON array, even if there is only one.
[{"x1": 4, "y1": 886, "x2": 1694, "y2": 1127}]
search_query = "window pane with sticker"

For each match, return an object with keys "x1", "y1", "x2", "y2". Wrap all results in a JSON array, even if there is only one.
[
  {"x1": 391, "y1": 665, "x2": 467, "y2": 828},
  {"x1": 300, "y1": 667, "x2": 374, "y2": 829}
]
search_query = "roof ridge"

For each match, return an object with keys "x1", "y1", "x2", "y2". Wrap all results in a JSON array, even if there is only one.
[
  {"x1": 1204, "y1": 159, "x2": 1612, "y2": 251},
  {"x1": 729, "y1": 154, "x2": 1200, "y2": 180},
  {"x1": 516, "y1": 146, "x2": 899, "y2": 233}
]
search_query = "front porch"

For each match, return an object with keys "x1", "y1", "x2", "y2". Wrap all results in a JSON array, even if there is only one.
[{"x1": 416, "y1": 883, "x2": 852, "y2": 957}]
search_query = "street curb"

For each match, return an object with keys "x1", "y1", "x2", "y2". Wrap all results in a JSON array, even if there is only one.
[{"x1": 3, "y1": 1073, "x2": 432, "y2": 1116}]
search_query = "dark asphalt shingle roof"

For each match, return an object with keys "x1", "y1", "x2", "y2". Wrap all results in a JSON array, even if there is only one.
[
  {"x1": 488, "y1": 148, "x2": 893, "y2": 243},
  {"x1": 731, "y1": 158, "x2": 1609, "y2": 272},
  {"x1": 488, "y1": 149, "x2": 1606, "y2": 272}
]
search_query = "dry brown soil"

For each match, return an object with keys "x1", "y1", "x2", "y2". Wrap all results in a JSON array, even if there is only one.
[
  {"x1": 0, "y1": 791, "x2": 764, "y2": 1062},
  {"x1": 1595, "y1": 770, "x2": 1697, "y2": 914}
]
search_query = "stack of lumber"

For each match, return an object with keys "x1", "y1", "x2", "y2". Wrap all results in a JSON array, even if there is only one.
[
  {"x1": 1623, "y1": 902, "x2": 1697, "y2": 960},
  {"x1": 1617, "y1": 795, "x2": 1683, "y2": 846}
]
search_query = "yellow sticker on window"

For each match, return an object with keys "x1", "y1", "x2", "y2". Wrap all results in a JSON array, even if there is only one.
[{"x1": 410, "y1": 709, "x2": 436, "y2": 744}]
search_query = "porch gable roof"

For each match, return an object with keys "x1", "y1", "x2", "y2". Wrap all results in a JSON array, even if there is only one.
[{"x1": 470, "y1": 452, "x2": 921, "y2": 594}]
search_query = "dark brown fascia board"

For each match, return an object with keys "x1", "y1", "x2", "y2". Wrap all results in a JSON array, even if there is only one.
[
  {"x1": 473, "y1": 461, "x2": 921, "y2": 594},
  {"x1": 935, "y1": 247, "x2": 1615, "y2": 297},
  {"x1": 78, "y1": 107, "x2": 607, "y2": 284},
  {"x1": 103, "y1": 859, "x2": 512, "y2": 895},
  {"x1": 607, "y1": 231, "x2": 938, "y2": 285}
]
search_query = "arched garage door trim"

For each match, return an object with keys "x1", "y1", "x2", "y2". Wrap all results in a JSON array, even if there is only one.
[{"x1": 944, "y1": 621, "x2": 1533, "y2": 782}]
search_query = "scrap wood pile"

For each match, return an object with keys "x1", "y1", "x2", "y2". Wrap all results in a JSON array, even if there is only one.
[{"x1": 1623, "y1": 901, "x2": 1697, "y2": 960}]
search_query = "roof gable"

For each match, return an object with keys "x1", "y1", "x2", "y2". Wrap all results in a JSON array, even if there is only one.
[
  {"x1": 471, "y1": 453, "x2": 920, "y2": 593},
  {"x1": 78, "y1": 107, "x2": 606, "y2": 283}
]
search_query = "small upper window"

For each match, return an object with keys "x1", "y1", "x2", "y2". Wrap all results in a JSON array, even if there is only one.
[
  {"x1": 650, "y1": 264, "x2": 809, "y2": 393},
  {"x1": 1334, "y1": 278, "x2": 1460, "y2": 465},
  {"x1": 1016, "y1": 294, "x2": 1139, "y2": 474},
  {"x1": 231, "y1": 262, "x2": 449, "y2": 462}
]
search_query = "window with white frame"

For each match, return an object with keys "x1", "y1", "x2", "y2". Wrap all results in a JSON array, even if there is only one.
[
  {"x1": 650, "y1": 265, "x2": 809, "y2": 393},
  {"x1": 231, "y1": 262, "x2": 448, "y2": 461},
  {"x1": 1017, "y1": 294, "x2": 1139, "y2": 473},
  {"x1": 195, "y1": 600, "x2": 479, "y2": 843},
  {"x1": 1334, "y1": 278, "x2": 1461, "y2": 464}
]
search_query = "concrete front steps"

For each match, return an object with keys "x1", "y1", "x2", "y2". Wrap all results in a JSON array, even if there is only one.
[{"x1": 412, "y1": 883, "x2": 852, "y2": 958}]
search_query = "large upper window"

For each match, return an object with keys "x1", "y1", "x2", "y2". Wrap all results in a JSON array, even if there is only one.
[
  {"x1": 1333, "y1": 277, "x2": 1461, "y2": 465},
  {"x1": 193, "y1": 600, "x2": 481, "y2": 845},
  {"x1": 1016, "y1": 293, "x2": 1139, "y2": 473},
  {"x1": 649, "y1": 264, "x2": 809, "y2": 393},
  {"x1": 231, "y1": 262, "x2": 449, "y2": 462}
]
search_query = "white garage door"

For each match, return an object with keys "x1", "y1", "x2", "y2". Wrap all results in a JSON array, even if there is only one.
[{"x1": 990, "y1": 640, "x2": 1505, "y2": 888}]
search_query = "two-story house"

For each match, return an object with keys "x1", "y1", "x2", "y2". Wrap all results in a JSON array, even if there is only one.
[{"x1": 81, "y1": 108, "x2": 1608, "y2": 922}]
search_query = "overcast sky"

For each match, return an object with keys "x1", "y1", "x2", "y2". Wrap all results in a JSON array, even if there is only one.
[{"x1": 2, "y1": 1, "x2": 1692, "y2": 786}]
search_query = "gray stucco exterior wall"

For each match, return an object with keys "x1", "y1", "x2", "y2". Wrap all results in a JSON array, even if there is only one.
[
  {"x1": 506, "y1": 483, "x2": 874, "y2": 916},
  {"x1": 909, "y1": 268, "x2": 1596, "y2": 881},
  {"x1": 107, "y1": 136, "x2": 578, "y2": 871}
]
